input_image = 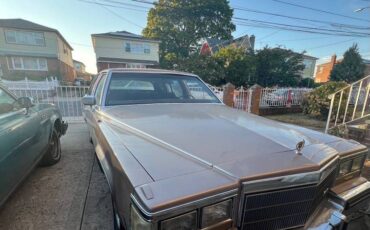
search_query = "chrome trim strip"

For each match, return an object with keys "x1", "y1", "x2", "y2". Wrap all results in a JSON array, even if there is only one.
[
  {"x1": 201, "y1": 218, "x2": 233, "y2": 230},
  {"x1": 99, "y1": 111, "x2": 212, "y2": 168},
  {"x1": 242, "y1": 156, "x2": 338, "y2": 194},
  {"x1": 338, "y1": 181, "x2": 370, "y2": 202},
  {"x1": 98, "y1": 111, "x2": 238, "y2": 180},
  {"x1": 130, "y1": 189, "x2": 238, "y2": 221}
]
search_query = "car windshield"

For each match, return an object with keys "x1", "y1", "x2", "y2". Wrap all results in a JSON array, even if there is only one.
[{"x1": 105, "y1": 73, "x2": 220, "y2": 106}]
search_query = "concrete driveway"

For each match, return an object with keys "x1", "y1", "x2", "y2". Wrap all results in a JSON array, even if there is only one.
[{"x1": 0, "y1": 123, "x2": 113, "y2": 230}]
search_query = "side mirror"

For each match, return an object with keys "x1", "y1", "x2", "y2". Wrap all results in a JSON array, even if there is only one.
[
  {"x1": 16, "y1": 97, "x2": 34, "y2": 114},
  {"x1": 82, "y1": 95, "x2": 96, "y2": 106}
]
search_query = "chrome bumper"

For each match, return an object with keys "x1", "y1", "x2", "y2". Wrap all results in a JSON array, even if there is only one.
[{"x1": 306, "y1": 180, "x2": 370, "y2": 230}]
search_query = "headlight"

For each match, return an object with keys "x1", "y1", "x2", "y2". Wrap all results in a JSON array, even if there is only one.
[
  {"x1": 339, "y1": 160, "x2": 352, "y2": 176},
  {"x1": 160, "y1": 211, "x2": 197, "y2": 230},
  {"x1": 131, "y1": 206, "x2": 152, "y2": 230},
  {"x1": 338, "y1": 153, "x2": 366, "y2": 179},
  {"x1": 352, "y1": 156, "x2": 365, "y2": 171},
  {"x1": 201, "y1": 199, "x2": 232, "y2": 228}
]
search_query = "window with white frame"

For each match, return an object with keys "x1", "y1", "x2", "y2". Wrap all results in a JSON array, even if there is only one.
[
  {"x1": 5, "y1": 30, "x2": 45, "y2": 46},
  {"x1": 126, "y1": 63, "x2": 146, "y2": 68},
  {"x1": 124, "y1": 42, "x2": 151, "y2": 54},
  {"x1": 11, "y1": 57, "x2": 48, "y2": 71}
]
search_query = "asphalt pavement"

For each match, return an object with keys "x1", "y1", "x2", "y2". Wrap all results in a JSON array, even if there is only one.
[{"x1": 0, "y1": 123, "x2": 113, "y2": 230}]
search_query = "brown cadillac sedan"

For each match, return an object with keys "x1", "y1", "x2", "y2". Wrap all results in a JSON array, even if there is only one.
[{"x1": 82, "y1": 69, "x2": 370, "y2": 230}]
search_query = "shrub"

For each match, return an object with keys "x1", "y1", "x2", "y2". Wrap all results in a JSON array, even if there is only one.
[{"x1": 302, "y1": 81, "x2": 348, "y2": 120}]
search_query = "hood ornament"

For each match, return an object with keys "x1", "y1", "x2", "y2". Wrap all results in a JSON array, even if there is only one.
[{"x1": 296, "y1": 139, "x2": 305, "y2": 155}]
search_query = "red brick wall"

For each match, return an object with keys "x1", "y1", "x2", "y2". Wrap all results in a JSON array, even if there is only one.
[
  {"x1": 97, "y1": 62, "x2": 127, "y2": 72},
  {"x1": 0, "y1": 56, "x2": 75, "y2": 82},
  {"x1": 315, "y1": 55, "x2": 337, "y2": 83}
]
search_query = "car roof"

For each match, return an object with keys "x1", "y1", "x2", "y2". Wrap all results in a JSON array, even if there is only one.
[{"x1": 102, "y1": 68, "x2": 198, "y2": 77}]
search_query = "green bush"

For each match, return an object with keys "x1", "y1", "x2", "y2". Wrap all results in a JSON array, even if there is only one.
[{"x1": 302, "y1": 81, "x2": 348, "y2": 120}]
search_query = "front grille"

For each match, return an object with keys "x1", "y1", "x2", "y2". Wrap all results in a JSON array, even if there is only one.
[{"x1": 241, "y1": 169, "x2": 336, "y2": 230}]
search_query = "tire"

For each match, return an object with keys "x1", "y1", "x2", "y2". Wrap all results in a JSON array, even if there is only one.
[
  {"x1": 40, "y1": 129, "x2": 61, "y2": 166},
  {"x1": 112, "y1": 200, "x2": 124, "y2": 230}
]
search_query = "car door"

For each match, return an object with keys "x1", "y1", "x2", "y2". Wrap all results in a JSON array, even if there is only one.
[
  {"x1": 0, "y1": 88, "x2": 41, "y2": 205},
  {"x1": 84, "y1": 73, "x2": 107, "y2": 144}
]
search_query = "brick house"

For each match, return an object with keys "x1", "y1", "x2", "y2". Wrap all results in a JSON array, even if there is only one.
[
  {"x1": 91, "y1": 31, "x2": 160, "y2": 72},
  {"x1": 315, "y1": 55, "x2": 370, "y2": 83},
  {"x1": 0, "y1": 19, "x2": 75, "y2": 82},
  {"x1": 73, "y1": 59, "x2": 93, "y2": 81}
]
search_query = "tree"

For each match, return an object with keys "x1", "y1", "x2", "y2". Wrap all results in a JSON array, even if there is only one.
[
  {"x1": 143, "y1": 0, "x2": 235, "y2": 60},
  {"x1": 170, "y1": 54, "x2": 226, "y2": 86},
  {"x1": 255, "y1": 47, "x2": 305, "y2": 87},
  {"x1": 214, "y1": 46, "x2": 256, "y2": 86},
  {"x1": 330, "y1": 44, "x2": 365, "y2": 83}
]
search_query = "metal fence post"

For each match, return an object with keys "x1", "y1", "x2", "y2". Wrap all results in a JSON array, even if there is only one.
[{"x1": 325, "y1": 94, "x2": 335, "y2": 134}]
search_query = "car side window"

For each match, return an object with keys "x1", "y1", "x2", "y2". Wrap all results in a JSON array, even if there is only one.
[
  {"x1": 0, "y1": 88, "x2": 18, "y2": 115},
  {"x1": 87, "y1": 74, "x2": 99, "y2": 95},
  {"x1": 94, "y1": 76, "x2": 106, "y2": 105}
]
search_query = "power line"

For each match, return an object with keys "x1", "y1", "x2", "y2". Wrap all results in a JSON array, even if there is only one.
[
  {"x1": 272, "y1": 0, "x2": 370, "y2": 23},
  {"x1": 233, "y1": 5, "x2": 370, "y2": 30},
  {"x1": 233, "y1": 18, "x2": 370, "y2": 37},
  {"x1": 101, "y1": 5, "x2": 145, "y2": 28},
  {"x1": 78, "y1": 0, "x2": 148, "y2": 12},
  {"x1": 78, "y1": 0, "x2": 145, "y2": 28},
  {"x1": 307, "y1": 38, "x2": 359, "y2": 51}
]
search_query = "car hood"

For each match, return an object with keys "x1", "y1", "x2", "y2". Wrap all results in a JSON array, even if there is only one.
[{"x1": 102, "y1": 103, "x2": 365, "y2": 182}]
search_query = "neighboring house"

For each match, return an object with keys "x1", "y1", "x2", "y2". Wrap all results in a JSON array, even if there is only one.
[
  {"x1": 91, "y1": 31, "x2": 160, "y2": 72},
  {"x1": 200, "y1": 34, "x2": 255, "y2": 55},
  {"x1": 0, "y1": 18, "x2": 75, "y2": 82},
  {"x1": 73, "y1": 59, "x2": 86, "y2": 73},
  {"x1": 301, "y1": 54, "x2": 318, "y2": 79},
  {"x1": 73, "y1": 59, "x2": 93, "y2": 81},
  {"x1": 315, "y1": 55, "x2": 339, "y2": 83},
  {"x1": 315, "y1": 55, "x2": 370, "y2": 83}
]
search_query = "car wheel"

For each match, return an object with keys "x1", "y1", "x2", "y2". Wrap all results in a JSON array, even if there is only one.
[
  {"x1": 112, "y1": 200, "x2": 124, "y2": 230},
  {"x1": 40, "y1": 129, "x2": 61, "y2": 166}
]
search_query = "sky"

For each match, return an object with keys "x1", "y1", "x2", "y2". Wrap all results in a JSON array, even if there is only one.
[{"x1": 0, "y1": 0, "x2": 369, "y2": 74}]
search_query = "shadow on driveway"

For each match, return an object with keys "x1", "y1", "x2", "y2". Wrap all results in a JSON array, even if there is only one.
[{"x1": 0, "y1": 123, "x2": 113, "y2": 230}]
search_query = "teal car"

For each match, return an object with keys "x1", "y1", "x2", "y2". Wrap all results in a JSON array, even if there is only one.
[{"x1": 0, "y1": 84, "x2": 67, "y2": 207}]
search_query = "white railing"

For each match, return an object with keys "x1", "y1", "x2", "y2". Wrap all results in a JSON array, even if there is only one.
[
  {"x1": 1, "y1": 77, "x2": 59, "y2": 90},
  {"x1": 260, "y1": 88, "x2": 312, "y2": 108},
  {"x1": 8, "y1": 85, "x2": 89, "y2": 122},
  {"x1": 207, "y1": 84, "x2": 224, "y2": 100},
  {"x1": 234, "y1": 87, "x2": 252, "y2": 112},
  {"x1": 325, "y1": 75, "x2": 370, "y2": 133}
]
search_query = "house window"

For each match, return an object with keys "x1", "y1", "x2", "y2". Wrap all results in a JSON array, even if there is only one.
[
  {"x1": 127, "y1": 63, "x2": 145, "y2": 68},
  {"x1": 125, "y1": 43, "x2": 131, "y2": 52},
  {"x1": 144, "y1": 44, "x2": 150, "y2": 54},
  {"x1": 11, "y1": 57, "x2": 48, "y2": 71},
  {"x1": 5, "y1": 30, "x2": 45, "y2": 46},
  {"x1": 318, "y1": 66, "x2": 324, "y2": 74},
  {"x1": 124, "y1": 42, "x2": 150, "y2": 54}
]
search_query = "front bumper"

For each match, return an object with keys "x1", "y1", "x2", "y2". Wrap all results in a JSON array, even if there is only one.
[{"x1": 306, "y1": 178, "x2": 370, "y2": 229}]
